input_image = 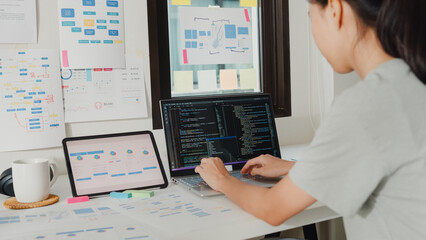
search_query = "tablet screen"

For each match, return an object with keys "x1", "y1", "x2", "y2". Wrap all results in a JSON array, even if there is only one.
[{"x1": 63, "y1": 132, "x2": 167, "y2": 196}]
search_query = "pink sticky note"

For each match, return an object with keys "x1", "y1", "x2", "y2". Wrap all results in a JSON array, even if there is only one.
[
  {"x1": 183, "y1": 49, "x2": 188, "y2": 64},
  {"x1": 67, "y1": 196, "x2": 89, "y2": 204},
  {"x1": 244, "y1": 9, "x2": 250, "y2": 22},
  {"x1": 62, "y1": 50, "x2": 69, "y2": 67},
  {"x1": 103, "y1": 68, "x2": 113, "y2": 71},
  {"x1": 220, "y1": 69, "x2": 238, "y2": 90}
]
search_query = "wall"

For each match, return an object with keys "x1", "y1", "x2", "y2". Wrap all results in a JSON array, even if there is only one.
[{"x1": 0, "y1": 0, "x2": 323, "y2": 177}]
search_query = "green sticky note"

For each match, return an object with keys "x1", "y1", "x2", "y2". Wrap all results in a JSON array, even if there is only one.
[{"x1": 123, "y1": 190, "x2": 154, "y2": 199}]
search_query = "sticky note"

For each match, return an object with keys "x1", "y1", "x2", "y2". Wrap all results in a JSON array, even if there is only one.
[
  {"x1": 240, "y1": 69, "x2": 258, "y2": 90},
  {"x1": 110, "y1": 192, "x2": 131, "y2": 199},
  {"x1": 67, "y1": 196, "x2": 89, "y2": 204},
  {"x1": 197, "y1": 70, "x2": 217, "y2": 92},
  {"x1": 172, "y1": 0, "x2": 191, "y2": 5},
  {"x1": 241, "y1": 0, "x2": 257, "y2": 7},
  {"x1": 123, "y1": 190, "x2": 154, "y2": 199},
  {"x1": 183, "y1": 49, "x2": 188, "y2": 64},
  {"x1": 84, "y1": 19, "x2": 95, "y2": 27},
  {"x1": 174, "y1": 71, "x2": 194, "y2": 93},
  {"x1": 62, "y1": 50, "x2": 69, "y2": 67},
  {"x1": 244, "y1": 9, "x2": 251, "y2": 22},
  {"x1": 219, "y1": 69, "x2": 238, "y2": 90}
]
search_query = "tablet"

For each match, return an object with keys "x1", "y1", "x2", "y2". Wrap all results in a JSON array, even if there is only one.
[{"x1": 62, "y1": 131, "x2": 168, "y2": 197}]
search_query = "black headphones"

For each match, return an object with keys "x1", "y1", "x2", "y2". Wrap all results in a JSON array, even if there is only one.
[
  {"x1": 0, "y1": 167, "x2": 54, "y2": 197},
  {"x1": 0, "y1": 168, "x2": 14, "y2": 197}
]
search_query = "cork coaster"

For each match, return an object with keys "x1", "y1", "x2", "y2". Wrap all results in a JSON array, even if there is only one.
[{"x1": 3, "y1": 194, "x2": 59, "y2": 210}]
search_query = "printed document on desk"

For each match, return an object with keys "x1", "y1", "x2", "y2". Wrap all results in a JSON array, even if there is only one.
[
  {"x1": 0, "y1": 199, "x2": 166, "y2": 240},
  {"x1": 0, "y1": 0, "x2": 37, "y2": 43},
  {"x1": 58, "y1": 0, "x2": 125, "y2": 69},
  {"x1": 0, "y1": 50, "x2": 65, "y2": 152}
]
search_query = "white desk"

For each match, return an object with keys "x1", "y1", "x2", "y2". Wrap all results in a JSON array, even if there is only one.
[{"x1": 0, "y1": 145, "x2": 339, "y2": 239}]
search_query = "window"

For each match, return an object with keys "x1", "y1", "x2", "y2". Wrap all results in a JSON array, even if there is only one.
[{"x1": 148, "y1": 0, "x2": 291, "y2": 129}]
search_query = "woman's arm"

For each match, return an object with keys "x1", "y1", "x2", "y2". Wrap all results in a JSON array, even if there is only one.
[{"x1": 195, "y1": 158, "x2": 316, "y2": 226}]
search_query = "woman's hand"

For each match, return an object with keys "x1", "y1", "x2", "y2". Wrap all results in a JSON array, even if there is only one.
[
  {"x1": 241, "y1": 154, "x2": 295, "y2": 178},
  {"x1": 194, "y1": 157, "x2": 231, "y2": 192}
]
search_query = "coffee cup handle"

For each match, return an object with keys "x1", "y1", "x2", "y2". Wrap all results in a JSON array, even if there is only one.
[{"x1": 49, "y1": 162, "x2": 58, "y2": 187}]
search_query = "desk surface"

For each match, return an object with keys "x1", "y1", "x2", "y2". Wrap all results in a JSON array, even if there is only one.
[{"x1": 0, "y1": 145, "x2": 339, "y2": 240}]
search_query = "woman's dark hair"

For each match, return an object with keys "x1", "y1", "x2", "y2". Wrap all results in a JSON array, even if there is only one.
[{"x1": 310, "y1": 0, "x2": 426, "y2": 85}]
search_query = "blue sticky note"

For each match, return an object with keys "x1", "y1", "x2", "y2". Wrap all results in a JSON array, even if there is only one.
[
  {"x1": 82, "y1": 0, "x2": 95, "y2": 6},
  {"x1": 84, "y1": 29, "x2": 95, "y2": 35},
  {"x1": 185, "y1": 41, "x2": 191, "y2": 48},
  {"x1": 108, "y1": 30, "x2": 118, "y2": 36},
  {"x1": 185, "y1": 30, "x2": 192, "y2": 39},
  {"x1": 199, "y1": 31, "x2": 207, "y2": 37},
  {"x1": 61, "y1": 8, "x2": 75, "y2": 18},
  {"x1": 192, "y1": 30, "x2": 198, "y2": 39},
  {"x1": 72, "y1": 27, "x2": 82, "y2": 32},
  {"x1": 106, "y1": 0, "x2": 118, "y2": 7},
  {"x1": 192, "y1": 41, "x2": 197, "y2": 48},
  {"x1": 110, "y1": 192, "x2": 131, "y2": 199},
  {"x1": 225, "y1": 24, "x2": 237, "y2": 39},
  {"x1": 208, "y1": 31, "x2": 211, "y2": 36},
  {"x1": 238, "y1": 27, "x2": 249, "y2": 35}
]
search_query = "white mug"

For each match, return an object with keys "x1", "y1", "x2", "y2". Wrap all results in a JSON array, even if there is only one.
[{"x1": 12, "y1": 158, "x2": 58, "y2": 203}]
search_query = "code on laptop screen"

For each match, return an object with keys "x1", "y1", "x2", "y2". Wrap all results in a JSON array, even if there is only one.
[{"x1": 162, "y1": 94, "x2": 280, "y2": 171}]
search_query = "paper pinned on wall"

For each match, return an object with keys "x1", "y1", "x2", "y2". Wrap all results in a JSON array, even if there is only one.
[
  {"x1": 240, "y1": 0, "x2": 258, "y2": 7},
  {"x1": 62, "y1": 55, "x2": 148, "y2": 123},
  {"x1": 179, "y1": 7, "x2": 253, "y2": 65},
  {"x1": 239, "y1": 68, "x2": 258, "y2": 90},
  {"x1": 219, "y1": 69, "x2": 238, "y2": 90},
  {"x1": 172, "y1": 0, "x2": 191, "y2": 5},
  {"x1": 0, "y1": 50, "x2": 65, "y2": 152},
  {"x1": 58, "y1": 0, "x2": 126, "y2": 69},
  {"x1": 0, "y1": 0, "x2": 37, "y2": 43},
  {"x1": 173, "y1": 71, "x2": 194, "y2": 93},
  {"x1": 197, "y1": 70, "x2": 217, "y2": 92}
]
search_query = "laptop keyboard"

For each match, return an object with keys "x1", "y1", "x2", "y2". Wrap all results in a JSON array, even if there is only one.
[{"x1": 178, "y1": 171, "x2": 261, "y2": 188}]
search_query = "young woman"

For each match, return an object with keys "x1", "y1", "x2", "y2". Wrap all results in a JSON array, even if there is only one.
[{"x1": 195, "y1": 0, "x2": 426, "y2": 239}]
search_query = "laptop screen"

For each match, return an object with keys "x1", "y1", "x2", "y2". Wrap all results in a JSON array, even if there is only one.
[{"x1": 161, "y1": 94, "x2": 281, "y2": 175}]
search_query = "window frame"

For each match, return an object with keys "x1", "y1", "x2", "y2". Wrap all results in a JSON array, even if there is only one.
[{"x1": 148, "y1": 0, "x2": 291, "y2": 129}]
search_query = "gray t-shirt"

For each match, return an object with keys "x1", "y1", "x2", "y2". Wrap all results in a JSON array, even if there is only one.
[{"x1": 289, "y1": 59, "x2": 426, "y2": 240}]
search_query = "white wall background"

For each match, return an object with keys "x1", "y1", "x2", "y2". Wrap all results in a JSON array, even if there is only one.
[{"x1": 0, "y1": 0, "x2": 358, "y2": 179}]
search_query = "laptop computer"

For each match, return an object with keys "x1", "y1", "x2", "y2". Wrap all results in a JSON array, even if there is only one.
[{"x1": 161, "y1": 93, "x2": 282, "y2": 197}]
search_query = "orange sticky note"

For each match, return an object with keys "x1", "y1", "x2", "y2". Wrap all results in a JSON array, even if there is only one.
[
  {"x1": 240, "y1": 0, "x2": 257, "y2": 7},
  {"x1": 172, "y1": 0, "x2": 191, "y2": 5},
  {"x1": 220, "y1": 69, "x2": 238, "y2": 90},
  {"x1": 174, "y1": 71, "x2": 194, "y2": 93},
  {"x1": 240, "y1": 69, "x2": 258, "y2": 90},
  {"x1": 84, "y1": 19, "x2": 95, "y2": 27}
]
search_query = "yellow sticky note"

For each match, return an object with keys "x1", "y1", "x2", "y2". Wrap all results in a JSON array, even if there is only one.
[
  {"x1": 220, "y1": 69, "x2": 238, "y2": 90},
  {"x1": 240, "y1": 69, "x2": 258, "y2": 90},
  {"x1": 174, "y1": 71, "x2": 194, "y2": 93},
  {"x1": 240, "y1": 0, "x2": 257, "y2": 7},
  {"x1": 172, "y1": 0, "x2": 191, "y2": 5},
  {"x1": 84, "y1": 19, "x2": 95, "y2": 27},
  {"x1": 114, "y1": 40, "x2": 123, "y2": 44}
]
